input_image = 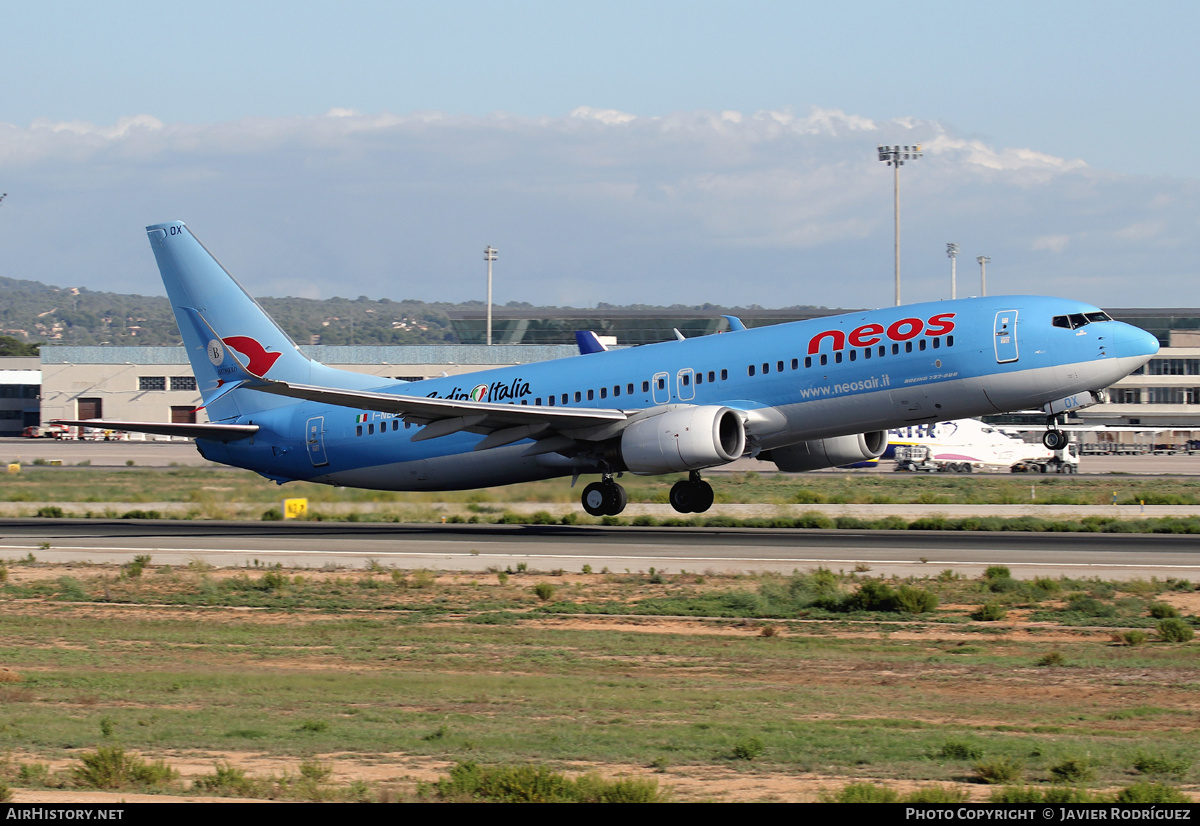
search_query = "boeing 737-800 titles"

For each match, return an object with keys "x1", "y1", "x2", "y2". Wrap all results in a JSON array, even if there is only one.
[{"x1": 57, "y1": 222, "x2": 1159, "y2": 516}]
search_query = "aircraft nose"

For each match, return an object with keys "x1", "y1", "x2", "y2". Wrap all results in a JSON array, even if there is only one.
[{"x1": 1113, "y1": 323, "x2": 1159, "y2": 372}]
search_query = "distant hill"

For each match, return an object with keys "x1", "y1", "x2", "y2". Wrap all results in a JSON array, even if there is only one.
[{"x1": 0, "y1": 274, "x2": 831, "y2": 347}]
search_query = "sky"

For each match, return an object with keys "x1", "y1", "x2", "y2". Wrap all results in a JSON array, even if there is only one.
[{"x1": 2, "y1": 0, "x2": 1199, "y2": 310}]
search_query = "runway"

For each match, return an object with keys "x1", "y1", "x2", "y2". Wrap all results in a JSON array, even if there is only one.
[{"x1": 2, "y1": 519, "x2": 1198, "y2": 580}]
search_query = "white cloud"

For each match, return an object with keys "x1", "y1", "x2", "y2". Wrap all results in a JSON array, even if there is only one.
[
  {"x1": 0, "y1": 107, "x2": 1195, "y2": 308},
  {"x1": 1032, "y1": 234, "x2": 1071, "y2": 253}
]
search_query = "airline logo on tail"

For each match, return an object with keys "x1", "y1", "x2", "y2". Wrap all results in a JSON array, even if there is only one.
[{"x1": 221, "y1": 335, "x2": 282, "y2": 376}]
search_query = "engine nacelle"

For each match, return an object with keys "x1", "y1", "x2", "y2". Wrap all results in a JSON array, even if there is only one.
[
  {"x1": 620, "y1": 406, "x2": 746, "y2": 475},
  {"x1": 764, "y1": 431, "x2": 888, "y2": 472}
]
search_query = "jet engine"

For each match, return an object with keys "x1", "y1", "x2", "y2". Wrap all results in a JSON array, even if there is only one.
[
  {"x1": 619, "y1": 406, "x2": 746, "y2": 475},
  {"x1": 763, "y1": 431, "x2": 888, "y2": 472}
]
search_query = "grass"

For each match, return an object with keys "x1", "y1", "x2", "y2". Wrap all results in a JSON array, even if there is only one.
[
  {"x1": 6, "y1": 466, "x2": 1200, "y2": 512},
  {"x1": 0, "y1": 561, "x2": 1195, "y2": 801}
]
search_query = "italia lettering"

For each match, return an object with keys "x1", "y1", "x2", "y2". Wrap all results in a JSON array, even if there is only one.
[
  {"x1": 426, "y1": 377, "x2": 532, "y2": 403},
  {"x1": 807, "y1": 312, "x2": 956, "y2": 355}
]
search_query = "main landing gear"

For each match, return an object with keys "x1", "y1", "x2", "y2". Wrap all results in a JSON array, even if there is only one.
[
  {"x1": 1042, "y1": 416, "x2": 1069, "y2": 451},
  {"x1": 669, "y1": 471, "x2": 714, "y2": 514},
  {"x1": 582, "y1": 476, "x2": 628, "y2": 517},
  {"x1": 579, "y1": 471, "x2": 716, "y2": 516}
]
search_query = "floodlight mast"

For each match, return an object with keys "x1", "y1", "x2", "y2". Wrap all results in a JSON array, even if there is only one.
[
  {"x1": 877, "y1": 145, "x2": 922, "y2": 306},
  {"x1": 977, "y1": 255, "x2": 990, "y2": 297},
  {"x1": 947, "y1": 242, "x2": 959, "y2": 300},
  {"x1": 484, "y1": 246, "x2": 498, "y2": 346}
]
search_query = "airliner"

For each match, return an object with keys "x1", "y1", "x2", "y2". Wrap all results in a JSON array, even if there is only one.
[{"x1": 57, "y1": 221, "x2": 1159, "y2": 516}]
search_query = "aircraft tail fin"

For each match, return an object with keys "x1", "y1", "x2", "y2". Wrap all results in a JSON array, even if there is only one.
[{"x1": 146, "y1": 221, "x2": 377, "y2": 420}]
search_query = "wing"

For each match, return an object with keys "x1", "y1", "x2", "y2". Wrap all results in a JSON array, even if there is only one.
[
  {"x1": 243, "y1": 379, "x2": 643, "y2": 453},
  {"x1": 52, "y1": 419, "x2": 259, "y2": 442},
  {"x1": 186, "y1": 307, "x2": 641, "y2": 453}
]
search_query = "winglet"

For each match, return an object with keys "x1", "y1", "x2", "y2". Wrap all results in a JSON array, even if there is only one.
[
  {"x1": 722, "y1": 315, "x2": 747, "y2": 332},
  {"x1": 574, "y1": 330, "x2": 609, "y2": 354}
]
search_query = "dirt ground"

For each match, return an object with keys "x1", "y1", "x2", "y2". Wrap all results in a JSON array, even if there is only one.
[{"x1": 3, "y1": 565, "x2": 1199, "y2": 804}]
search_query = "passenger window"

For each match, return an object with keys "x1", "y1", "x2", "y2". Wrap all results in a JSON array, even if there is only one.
[
  {"x1": 356, "y1": 425, "x2": 362, "y2": 437},
  {"x1": 849, "y1": 350, "x2": 856, "y2": 362},
  {"x1": 804, "y1": 356, "x2": 812, "y2": 368},
  {"x1": 748, "y1": 365, "x2": 756, "y2": 377},
  {"x1": 835, "y1": 352, "x2": 843, "y2": 363},
  {"x1": 708, "y1": 371, "x2": 715, "y2": 382},
  {"x1": 574, "y1": 391, "x2": 582, "y2": 403},
  {"x1": 719, "y1": 370, "x2": 727, "y2": 381},
  {"x1": 562, "y1": 393, "x2": 569, "y2": 404},
  {"x1": 947, "y1": 335, "x2": 954, "y2": 347},
  {"x1": 777, "y1": 360, "x2": 784, "y2": 372},
  {"x1": 587, "y1": 389, "x2": 594, "y2": 400},
  {"x1": 762, "y1": 363, "x2": 769, "y2": 374},
  {"x1": 600, "y1": 387, "x2": 607, "y2": 399},
  {"x1": 919, "y1": 339, "x2": 926, "y2": 351},
  {"x1": 820, "y1": 354, "x2": 828, "y2": 366}
]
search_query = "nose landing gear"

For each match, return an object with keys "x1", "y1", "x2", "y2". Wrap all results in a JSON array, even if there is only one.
[{"x1": 1043, "y1": 416, "x2": 1069, "y2": 451}]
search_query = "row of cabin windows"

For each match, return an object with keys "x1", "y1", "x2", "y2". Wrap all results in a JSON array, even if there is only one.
[
  {"x1": 356, "y1": 418, "x2": 412, "y2": 436},
  {"x1": 530, "y1": 370, "x2": 731, "y2": 406},
  {"x1": 747, "y1": 335, "x2": 955, "y2": 376},
  {"x1": 353, "y1": 338, "x2": 957, "y2": 433}
]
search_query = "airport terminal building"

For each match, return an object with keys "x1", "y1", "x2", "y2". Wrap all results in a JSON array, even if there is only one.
[{"x1": 14, "y1": 308, "x2": 1200, "y2": 443}]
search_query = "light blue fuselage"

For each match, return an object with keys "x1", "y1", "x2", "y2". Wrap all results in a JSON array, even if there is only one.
[{"x1": 194, "y1": 295, "x2": 1157, "y2": 490}]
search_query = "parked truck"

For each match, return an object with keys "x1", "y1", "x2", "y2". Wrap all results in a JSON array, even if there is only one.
[{"x1": 890, "y1": 419, "x2": 1078, "y2": 474}]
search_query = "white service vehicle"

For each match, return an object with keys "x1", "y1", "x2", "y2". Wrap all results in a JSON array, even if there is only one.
[{"x1": 890, "y1": 419, "x2": 1078, "y2": 474}]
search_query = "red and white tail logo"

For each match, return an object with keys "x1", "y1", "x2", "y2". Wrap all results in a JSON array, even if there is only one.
[{"x1": 222, "y1": 336, "x2": 282, "y2": 376}]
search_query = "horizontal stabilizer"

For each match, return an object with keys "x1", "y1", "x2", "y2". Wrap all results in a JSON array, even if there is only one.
[{"x1": 52, "y1": 420, "x2": 259, "y2": 442}]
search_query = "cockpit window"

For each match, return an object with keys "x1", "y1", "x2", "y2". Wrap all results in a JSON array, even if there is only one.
[{"x1": 1053, "y1": 311, "x2": 1112, "y2": 330}]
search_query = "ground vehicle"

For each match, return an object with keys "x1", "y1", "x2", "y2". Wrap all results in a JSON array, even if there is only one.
[
  {"x1": 22, "y1": 424, "x2": 71, "y2": 439},
  {"x1": 890, "y1": 419, "x2": 1078, "y2": 473}
]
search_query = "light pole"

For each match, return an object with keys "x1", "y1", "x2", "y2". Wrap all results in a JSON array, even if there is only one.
[
  {"x1": 877, "y1": 144, "x2": 922, "y2": 306},
  {"x1": 483, "y1": 246, "x2": 498, "y2": 346},
  {"x1": 946, "y1": 242, "x2": 959, "y2": 300},
  {"x1": 977, "y1": 255, "x2": 990, "y2": 297}
]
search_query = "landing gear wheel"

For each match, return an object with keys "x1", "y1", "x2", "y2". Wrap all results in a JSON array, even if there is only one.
[
  {"x1": 669, "y1": 478, "x2": 714, "y2": 514},
  {"x1": 1043, "y1": 429, "x2": 1068, "y2": 451},
  {"x1": 582, "y1": 482, "x2": 609, "y2": 517},
  {"x1": 960, "y1": 463, "x2": 973, "y2": 473},
  {"x1": 581, "y1": 479, "x2": 627, "y2": 516},
  {"x1": 669, "y1": 480, "x2": 695, "y2": 513},
  {"x1": 608, "y1": 482, "x2": 628, "y2": 515}
]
